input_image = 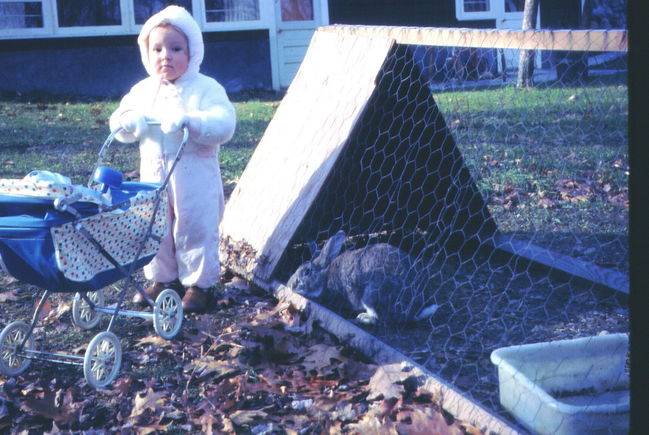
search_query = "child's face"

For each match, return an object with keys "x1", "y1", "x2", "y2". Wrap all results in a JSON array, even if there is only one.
[{"x1": 148, "y1": 25, "x2": 189, "y2": 82}]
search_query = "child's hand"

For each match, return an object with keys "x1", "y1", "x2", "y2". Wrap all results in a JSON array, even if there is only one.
[
  {"x1": 120, "y1": 111, "x2": 148, "y2": 138},
  {"x1": 161, "y1": 111, "x2": 188, "y2": 134}
]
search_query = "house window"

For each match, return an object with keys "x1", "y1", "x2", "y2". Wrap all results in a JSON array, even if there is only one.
[
  {"x1": 57, "y1": 0, "x2": 121, "y2": 27},
  {"x1": 134, "y1": 0, "x2": 193, "y2": 25},
  {"x1": 464, "y1": 0, "x2": 490, "y2": 13},
  {"x1": 505, "y1": 0, "x2": 524, "y2": 12},
  {"x1": 205, "y1": 0, "x2": 260, "y2": 22},
  {"x1": 1, "y1": 0, "x2": 271, "y2": 38},
  {"x1": 0, "y1": 1, "x2": 43, "y2": 29},
  {"x1": 281, "y1": 0, "x2": 313, "y2": 21}
]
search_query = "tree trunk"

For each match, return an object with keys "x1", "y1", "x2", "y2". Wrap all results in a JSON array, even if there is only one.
[{"x1": 516, "y1": 0, "x2": 540, "y2": 88}]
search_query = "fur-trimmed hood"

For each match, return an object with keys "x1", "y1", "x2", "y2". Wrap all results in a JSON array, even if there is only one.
[{"x1": 137, "y1": 5, "x2": 203, "y2": 82}]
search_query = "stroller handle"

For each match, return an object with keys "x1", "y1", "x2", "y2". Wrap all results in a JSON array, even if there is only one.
[{"x1": 88, "y1": 121, "x2": 189, "y2": 188}]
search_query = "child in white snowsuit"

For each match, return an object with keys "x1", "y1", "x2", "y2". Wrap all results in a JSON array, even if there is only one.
[{"x1": 109, "y1": 5, "x2": 236, "y2": 313}]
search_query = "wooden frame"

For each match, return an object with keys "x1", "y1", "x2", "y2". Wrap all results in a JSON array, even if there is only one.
[{"x1": 320, "y1": 25, "x2": 628, "y2": 52}]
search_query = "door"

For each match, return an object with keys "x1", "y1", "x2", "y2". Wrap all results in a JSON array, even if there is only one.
[{"x1": 275, "y1": 0, "x2": 328, "y2": 89}]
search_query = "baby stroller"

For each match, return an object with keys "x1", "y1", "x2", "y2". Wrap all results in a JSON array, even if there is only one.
[{"x1": 0, "y1": 123, "x2": 187, "y2": 388}]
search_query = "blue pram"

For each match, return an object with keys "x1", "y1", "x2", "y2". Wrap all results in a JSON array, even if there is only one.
[{"x1": 0, "y1": 125, "x2": 187, "y2": 388}]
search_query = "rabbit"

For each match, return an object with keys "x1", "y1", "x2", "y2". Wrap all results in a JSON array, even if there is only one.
[{"x1": 287, "y1": 230, "x2": 439, "y2": 325}]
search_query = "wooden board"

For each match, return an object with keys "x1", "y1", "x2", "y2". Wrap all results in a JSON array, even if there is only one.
[
  {"x1": 321, "y1": 25, "x2": 627, "y2": 53},
  {"x1": 493, "y1": 234, "x2": 629, "y2": 294},
  {"x1": 219, "y1": 30, "x2": 395, "y2": 281}
]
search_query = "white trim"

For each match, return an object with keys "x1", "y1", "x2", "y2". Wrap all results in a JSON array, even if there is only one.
[
  {"x1": 192, "y1": 0, "x2": 204, "y2": 29},
  {"x1": 51, "y1": 0, "x2": 130, "y2": 37},
  {"x1": 263, "y1": 0, "x2": 280, "y2": 90},
  {"x1": 319, "y1": 0, "x2": 329, "y2": 25},
  {"x1": 0, "y1": 0, "x2": 52, "y2": 37},
  {"x1": 200, "y1": 0, "x2": 270, "y2": 31},
  {"x1": 203, "y1": 20, "x2": 269, "y2": 31},
  {"x1": 0, "y1": 0, "x2": 273, "y2": 39},
  {"x1": 455, "y1": 0, "x2": 532, "y2": 30},
  {"x1": 455, "y1": 0, "x2": 496, "y2": 21}
]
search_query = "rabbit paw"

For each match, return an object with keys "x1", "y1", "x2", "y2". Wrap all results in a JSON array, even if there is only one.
[{"x1": 356, "y1": 306, "x2": 378, "y2": 325}]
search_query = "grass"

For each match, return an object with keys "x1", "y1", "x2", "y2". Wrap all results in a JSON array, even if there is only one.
[
  {"x1": 436, "y1": 83, "x2": 628, "y2": 237},
  {"x1": 0, "y1": 83, "x2": 628, "y2": 264},
  {"x1": 0, "y1": 94, "x2": 279, "y2": 191}
]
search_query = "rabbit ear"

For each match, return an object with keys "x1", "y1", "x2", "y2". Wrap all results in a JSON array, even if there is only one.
[
  {"x1": 313, "y1": 230, "x2": 346, "y2": 269},
  {"x1": 307, "y1": 241, "x2": 319, "y2": 258}
]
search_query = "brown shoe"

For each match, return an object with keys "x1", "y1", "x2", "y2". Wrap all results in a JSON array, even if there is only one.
[
  {"x1": 165, "y1": 279, "x2": 185, "y2": 297},
  {"x1": 134, "y1": 280, "x2": 186, "y2": 305},
  {"x1": 182, "y1": 286, "x2": 210, "y2": 313}
]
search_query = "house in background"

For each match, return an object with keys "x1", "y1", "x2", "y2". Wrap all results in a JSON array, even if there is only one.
[
  {"x1": 0, "y1": 0, "x2": 600, "y2": 97},
  {"x1": 0, "y1": 0, "x2": 329, "y2": 97}
]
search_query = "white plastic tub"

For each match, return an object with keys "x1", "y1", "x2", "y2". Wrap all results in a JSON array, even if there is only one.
[{"x1": 490, "y1": 333, "x2": 629, "y2": 435}]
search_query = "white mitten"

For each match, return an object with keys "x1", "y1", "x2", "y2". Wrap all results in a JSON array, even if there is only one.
[
  {"x1": 161, "y1": 111, "x2": 188, "y2": 134},
  {"x1": 185, "y1": 112, "x2": 203, "y2": 137},
  {"x1": 120, "y1": 111, "x2": 148, "y2": 138}
]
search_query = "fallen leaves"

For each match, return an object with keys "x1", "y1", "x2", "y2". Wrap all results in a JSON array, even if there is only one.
[
  {"x1": 488, "y1": 173, "x2": 628, "y2": 212},
  {"x1": 20, "y1": 388, "x2": 86, "y2": 424},
  {"x1": 185, "y1": 355, "x2": 241, "y2": 381},
  {"x1": 0, "y1": 277, "x2": 484, "y2": 433},
  {"x1": 128, "y1": 388, "x2": 167, "y2": 426},
  {"x1": 0, "y1": 290, "x2": 19, "y2": 303}
]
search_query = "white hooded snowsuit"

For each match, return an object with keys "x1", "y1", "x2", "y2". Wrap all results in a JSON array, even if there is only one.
[{"x1": 109, "y1": 6, "x2": 236, "y2": 289}]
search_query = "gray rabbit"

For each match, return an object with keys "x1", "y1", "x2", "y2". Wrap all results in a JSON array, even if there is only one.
[{"x1": 287, "y1": 230, "x2": 439, "y2": 325}]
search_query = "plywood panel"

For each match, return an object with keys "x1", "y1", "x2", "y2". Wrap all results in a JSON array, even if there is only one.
[{"x1": 220, "y1": 30, "x2": 395, "y2": 281}]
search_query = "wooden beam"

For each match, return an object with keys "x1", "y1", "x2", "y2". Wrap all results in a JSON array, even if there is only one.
[
  {"x1": 493, "y1": 234, "x2": 629, "y2": 294},
  {"x1": 321, "y1": 25, "x2": 628, "y2": 53}
]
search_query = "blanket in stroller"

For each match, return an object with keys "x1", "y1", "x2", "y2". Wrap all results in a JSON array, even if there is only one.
[{"x1": 0, "y1": 172, "x2": 167, "y2": 292}]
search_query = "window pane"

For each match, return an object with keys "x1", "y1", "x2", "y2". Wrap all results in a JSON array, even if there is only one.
[
  {"x1": 205, "y1": 0, "x2": 260, "y2": 22},
  {"x1": 281, "y1": 0, "x2": 313, "y2": 21},
  {"x1": 505, "y1": 0, "x2": 524, "y2": 12},
  {"x1": 57, "y1": 0, "x2": 121, "y2": 27},
  {"x1": 0, "y1": 2, "x2": 43, "y2": 29},
  {"x1": 464, "y1": 0, "x2": 489, "y2": 12},
  {"x1": 134, "y1": 0, "x2": 193, "y2": 25}
]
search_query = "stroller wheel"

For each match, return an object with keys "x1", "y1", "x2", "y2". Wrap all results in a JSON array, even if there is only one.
[
  {"x1": 72, "y1": 290, "x2": 105, "y2": 330},
  {"x1": 153, "y1": 289, "x2": 183, "y2": 340},
  {"x1": 0, "y1": 321, "x2": 35, "y2": 376},
  {"x1": 84, "y1": 331, "x2": 121, "y2": 389}
]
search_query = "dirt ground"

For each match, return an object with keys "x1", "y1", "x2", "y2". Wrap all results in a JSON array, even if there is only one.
[{"x1": 0, "y1": 271, "x2": 489, "y2": 434}]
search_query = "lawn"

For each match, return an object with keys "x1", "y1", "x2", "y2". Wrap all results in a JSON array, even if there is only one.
[
  {"x1": 0, "y1": 94, "x2": 279, "y2": 199},
  {"x1": 436, "y1": 83, "x2": 628, "y2": 235},
  {"x1": 435, "y1": 82, "x2": 628, "y2": 274}
]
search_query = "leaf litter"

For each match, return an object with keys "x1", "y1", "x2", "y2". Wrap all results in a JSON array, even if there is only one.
[{"x1": 0, "y1": 272, "x2": 485, "y2": 434}]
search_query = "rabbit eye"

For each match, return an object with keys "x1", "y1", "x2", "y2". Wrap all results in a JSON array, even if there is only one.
[{"x1": 303, "y1": 268, "x2": 311, "y2": 276}]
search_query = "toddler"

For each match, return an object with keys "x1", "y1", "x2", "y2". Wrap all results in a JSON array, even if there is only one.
[{"x1": 109, "y1": 5, "x2": 236, "y2": 313}]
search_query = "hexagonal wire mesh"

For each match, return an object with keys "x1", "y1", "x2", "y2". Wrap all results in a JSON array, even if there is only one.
[{"x1": 269, "y1": 29, "x2": 629, "y2": 430}]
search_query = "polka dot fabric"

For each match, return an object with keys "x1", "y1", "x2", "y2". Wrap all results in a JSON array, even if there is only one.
[
  {"x1": 0, "y1": 178, "x2": 105, "y2": 204},
  {"x1": 51, "y1": 190, "x2": 168, "y2": 282}
]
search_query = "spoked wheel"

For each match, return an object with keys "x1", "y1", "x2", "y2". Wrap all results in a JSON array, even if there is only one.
[
  {"x1": 153, "y1": 289, "x2": 183, "y2": 339},
  {"x1": 72, "y1": 289, "x2": 105, "y2": 330},
  {"x1": 83, "y1": 331, "x2": 121, "y2": 389},
  {"x1": 0, "y1": 321, "x2": 35, "y2": 376}
]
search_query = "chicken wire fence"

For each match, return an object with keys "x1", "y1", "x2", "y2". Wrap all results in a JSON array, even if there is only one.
[{"x1": 267, "y1": 27, "x2": 629, "y2": 431}]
